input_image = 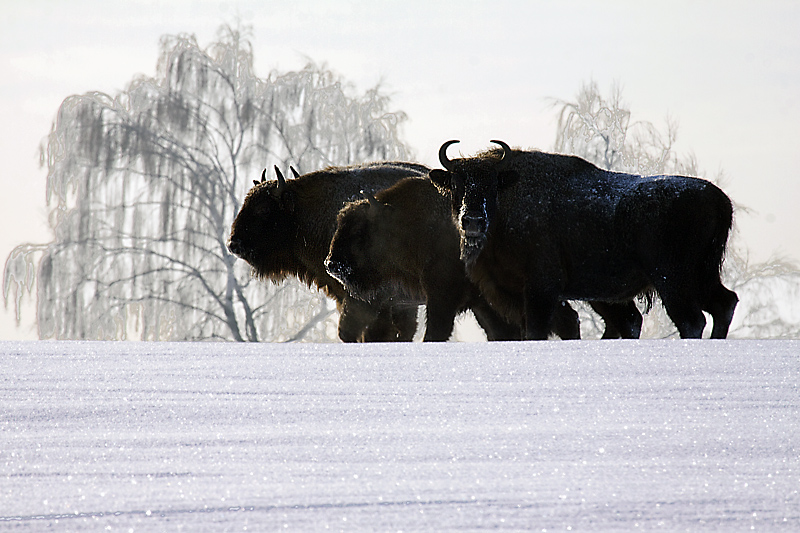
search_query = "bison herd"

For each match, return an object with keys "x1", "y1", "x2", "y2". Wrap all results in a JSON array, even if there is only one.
[{"x1": 228, "y1": 141, "x2": 738, "y2": 341}]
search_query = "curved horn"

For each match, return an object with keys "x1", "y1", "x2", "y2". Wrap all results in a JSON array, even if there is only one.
[
  {"x1": 438, "y1": 140, "x2": 460, "y2": 172},
  {"x1": 256, "y1": 168, "x2": 267, "y2": 186},
  {"x1": 274, "y1": 165, "x2": 287, "y2": 189},
  {"x1": 290, "y1": 166, "x2": 300, "y2": 179},
  {"x1": 490, "y1": 140, "x2": 513, "y2": 170}
]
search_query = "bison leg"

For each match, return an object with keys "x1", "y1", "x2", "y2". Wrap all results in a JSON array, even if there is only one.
[
  {"x1": 674, "y1": 308, "x2": 706, "y2": 339},
  {"x1": 589, "y1": 301, "x2": 643, "y2": 339},
  {"x1": 470, "y1": 297, "x2": 523, "y2": 341},
  {"x1": 337, "y1": 297, "x2": 375, "y2": 343},
  {"x1": 550, "y1": 302, "x2": 580, "y2": 340},
  {"x1": 390, "y1": 306, "x2": 418, "y2": 342},
  {"x1": 703, "y1": 283, "x2": 738, "y2": 339},
  {"x1": 361, "y1": 307, "x2": 397, "y2": 342},
  {"x1": 657, "y1": 288, "x2": 706, "y2": 339},
  {"x1": 338, "y1": 297, "x2": 417, "y2": 342},
  {"x1": 422, "y1": 301, "x2": 460, "y2": 342},
  {"x1": 523, "y1": 286, "x2": 558, "y2": 340},
  {"x1": 361, "y1": 304, "x2": 417, "y2": 342}
]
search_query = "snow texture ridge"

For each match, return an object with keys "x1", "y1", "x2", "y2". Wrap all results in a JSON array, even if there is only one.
[{"x1": 1, "y1": 340, "x2": 798, "y2": 530}]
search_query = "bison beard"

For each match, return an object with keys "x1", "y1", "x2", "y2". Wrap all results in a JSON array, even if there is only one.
[
  {"x1": 429, "y1": 140, "x2": 738, "y2": 340},
  {"x1": 458, "y1": 210, "x2": 489, "y2": 268},
  {"x1": 228, "y1": 162, "x2": 429, "y2": 342}
]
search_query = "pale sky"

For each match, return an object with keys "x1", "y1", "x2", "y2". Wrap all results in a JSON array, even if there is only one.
[{"x1": 2, "y1": 0, "x2": 798, "y2": 339}]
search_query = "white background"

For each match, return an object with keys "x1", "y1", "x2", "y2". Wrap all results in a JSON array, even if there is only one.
[{"x1": 2, "y1": 1, "x2": 799, "y2": 340}]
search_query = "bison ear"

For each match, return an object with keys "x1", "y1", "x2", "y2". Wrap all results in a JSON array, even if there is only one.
[
  {"x1": 429, "y1": 169, "x2": 452, "y2": 191},
  {"x1": 497, "y1": 169, "x2": 520, "y2": 190}
]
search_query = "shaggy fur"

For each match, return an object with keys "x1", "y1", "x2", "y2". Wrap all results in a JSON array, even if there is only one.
[
  {"x1": 430, "y1": 142, "x2": 738, "y2": 340},
  {"x1": 326, "y1": 177, "x2": 586, "y2": 341},
  {"x1": 228, "y1": 162, "x2": 428, "y2": 342}
]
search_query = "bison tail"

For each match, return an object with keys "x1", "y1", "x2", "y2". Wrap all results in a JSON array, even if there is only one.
[{"x1": 637, "y1": 288, "x2": 657, "y2": 314}]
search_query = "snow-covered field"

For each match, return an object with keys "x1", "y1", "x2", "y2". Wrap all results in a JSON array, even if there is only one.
[{"x1": 1, "y1": 340, "x2": 797, "y2": 531}]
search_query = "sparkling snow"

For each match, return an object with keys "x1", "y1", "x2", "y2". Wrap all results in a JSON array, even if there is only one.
[{"x1": 1, "y1": 340, "x2": 798, "y2": 530}]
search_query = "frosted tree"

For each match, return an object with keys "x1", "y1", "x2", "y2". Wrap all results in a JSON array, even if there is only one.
[
  {"x1": 3, "y1": 24, "x2": 411, "y2": 341},
  {"x1": 551, "y1": 81, "x2": 800, "y2": 338},
  {"x1": 553, "y1": 81, "x2": 699, "y2": 178},
  {"x1": 720, "y1": 248, "x2": 800, "y2": 338}
]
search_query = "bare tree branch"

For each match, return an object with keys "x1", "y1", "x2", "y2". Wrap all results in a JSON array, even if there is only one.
[{"x1": 4, "y1": 24, "x2": 412, "y2": 341}]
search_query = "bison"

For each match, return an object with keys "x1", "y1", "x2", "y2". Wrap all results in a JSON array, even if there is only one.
[
  {"x1": 325, "y1": 177, "x2": 639, "y2": 341},
  {"x1": 429, "y1": 140, "x2": 738, "y2": 340},
  {"x1": 228, "y1": 162, "x2": 429, "y2": 342},
  {"x1": 325, "y1": 177, "x2": 519, "y2": 341}
]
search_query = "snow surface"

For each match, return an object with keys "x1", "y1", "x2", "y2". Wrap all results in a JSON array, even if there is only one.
[{"x1": 1, "y1": 340, "x2": 798, "y2": 531}]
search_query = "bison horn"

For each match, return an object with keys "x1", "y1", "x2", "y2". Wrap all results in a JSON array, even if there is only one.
[
  {"x1": 290, "y1": 166, "x2": 300, "y2": 179},
  {"x1": 254, "y1": 168, "x2": 266, "y2": 186},
  {"x1": 490, "y1": 140, "x2": 513, "y2": 171},
  {"x1": 274, "y1": 165, "x2": 287, "y2": 189},
  {"x1": 438, "y1": 140, "x2": 460, "y2": 172}
]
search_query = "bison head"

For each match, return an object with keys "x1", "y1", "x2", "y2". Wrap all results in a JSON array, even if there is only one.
[
  {"x1": 325, "y1": 193, "x2": 390, "y2": 303},
  {"x1": 228, "y1": 166, "x2": 299, "y2": 277},
  {"x1": 429, "y1": 140, "x2": 516, "y2": 266}
]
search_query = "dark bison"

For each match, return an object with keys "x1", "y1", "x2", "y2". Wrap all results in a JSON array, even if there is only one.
[
  {"x1": 429, "y1": 140, "x2": 738, "y2": 340},
  {"x1": 228, "y1": 162, "x2": 429, "y2": 342},
  {"x1": 325, "y1": 177, "x2": 634, "y2": 341}
]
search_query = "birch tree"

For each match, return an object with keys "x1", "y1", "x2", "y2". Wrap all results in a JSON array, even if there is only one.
[{"x1": 3, "y1": 25, "x2": 411, "y2": 341}]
